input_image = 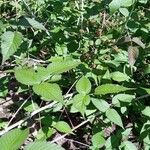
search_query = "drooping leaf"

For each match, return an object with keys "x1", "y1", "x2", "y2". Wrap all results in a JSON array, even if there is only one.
[
  {"x1": 47, "y1": 60, "x2": 80, "y2": 75},
  {"x1": 0, "y1": 128, "x2": 29, "y2": 150},
  {"x1": 73, "y1": 94, "x2": 90, "y2": 115},
  {"x1": 76, "y1": 76, "x2": 91, "y2": 94},
  {"x1": 15, "y1": 68, "x2": 41, "y2": 85},
  {"x1": 111, "y1": 71, "x2": 130, "y2": 82},
  {"x1": 1, "y1": 31, "x2": 22, "y2": 63},
  {"x1": 124, "y1": 141, "x2": 137, "y2": 150},
  {"x1": 91, "y1": 98, "x2": 110, "y2": 112},
  {"x1": 25, "y1": 17, "x2": 46, "y2": 30},
  {"x1": 54, "y1": 121, "x2": 72, "y2": 133},
  {"x1": 128, "y1": 46, "x2": 139, "y2": 66},
  {"x1": 24, "y1": 141, "x2": 65, "y2": 150},
  {"x1": 33, "y1": 82, "x2": 63, "y2": 102},
  {"x1": 92, "y1": 132, "x2": 106, "y2": 148},
  {"x1": 95, "y1": 84, "x2": 132, "y2": 95},
  {"x1": 105, "y1": 108, "x2": 124, "y2": 128}
]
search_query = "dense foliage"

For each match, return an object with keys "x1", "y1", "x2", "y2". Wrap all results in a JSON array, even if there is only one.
[{"x1": 0, "y1": 0, "x2": 150, "y2": 149}]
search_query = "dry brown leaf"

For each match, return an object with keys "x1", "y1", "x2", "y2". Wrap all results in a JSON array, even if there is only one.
[{"x1": 128, "y1": 46, "x2": 139, "y2": 66}]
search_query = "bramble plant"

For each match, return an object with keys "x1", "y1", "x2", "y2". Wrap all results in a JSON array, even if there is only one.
[{"x1": 0, "y1": 0, "x2": 150, "y2": 149}]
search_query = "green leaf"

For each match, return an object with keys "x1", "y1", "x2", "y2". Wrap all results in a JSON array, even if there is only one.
[
  {"x1": 141, "y1": 106, "x2": 150, "y2": 117},
  {"x1": 119, "y1": 8, "x2": 129, "y2": 17},
  {"x1": 111, "y1": 71, "x2": 130, "y2": 82},
  {"x1": 24, "y1": 141, "x2": 65, "y2": 150},
  {"x1": 109, "y1": 0, "x2": 135, "y2": 13},
  {"x1": 21, "y1": 101, "x2": 39, "y2": 112},
  {"x1": 92, "y1": 132, "x2": 105, "y2": 148},
  {"x1": 15, "y1": 68, "x2": 41, "y2": 85},
  {"x1": 73, "y1": 94, "x2": 90, "y2": 115},
  {"x1": 0, "y1": 128, "x2": 29, "y2": 150},
  {"x1": 113, "y1": 94, "x2": 135, "y2": 103},
  {"x1": 25, "y1": 17, "x2": 46, "y2": 30},
  {"x1": 47, "y1": 60, "x2": 80, "y2": 75},
  {"x1": 140, "y1": 121, "x2": 150, "y2": 147},
  {"x1": 142, "y1": 88, "x2": 150, "y2": 94},
  {"x1": 123, "y1": 0, "x2": 135, "y2": 7},
  {"x1": 105, "y1": 108, "x2": 124, "y2": 128},
  {"x1": 1, "y1": 31, "x2": 22, "y2": 63},
  {"x1": 33, "y1": 82, "x2": 63, "y2": 102},
  {"x1": 36, "y1": 127, "x2": 54, "y2": 140},
  {"x1": 76, "y1": 76, "x2": 91, "y2": 94},
  {"x1": 36, "y1": 67, "x2": 51, "y2": 82},
  {"x1": 105, "y1": 134, "x2": 120, "y2": 149},
  {"x1": 109, "y1": 0, "x2": 123, "y2": 13},
  {"x1": 91, "y1": 98, "x2": 110, "y2": 112},
  {"x1": 138, "y1": 0, "x2": 148, "y2": 4},
  {"x1": 144, "y1": 65, "x2": 150, "y2": 74},
  {"x1": 124, "y1": 141, "x2": 137, "y2": 150},
  {"x1": 95, "y1": 84, "x2": 132, "y2": 95},
  {"x1": 54, "y1": 121, "x2": 72, "y2": 133},
  {"x1": 37, "y1": 67, "x2": 62, "y2": 82}
]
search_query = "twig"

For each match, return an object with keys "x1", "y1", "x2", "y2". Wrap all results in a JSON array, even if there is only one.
[
  {"x1": 135, "y1": 94, "x2": 150, "y2": 100},
  {"x1": 0, "y1": 101, "x2": 57, "y2": 136},
  {"x1": 0, "y1": 93, "x2": 73, "y2": 136},
  {"x1": 5, "y1": 95, "x2": 32, "y2": 128},
  {"x1": 65, "y1": 138, "x2": 90, "y2": 148}
]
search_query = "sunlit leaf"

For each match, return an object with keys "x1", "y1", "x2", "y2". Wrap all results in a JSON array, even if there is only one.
[
  {"x1": 73, "y1": 94, "x2": 90, "y2": 115},
  {"x1": 0, "y1": 128, "x2": 29, "y2": 150},
  {"x1": 91, "y1": 98, "x2": 110, "y2": 112},
  {"x1": 33, "y1": 82, "x2": 63, "y2": 102},
  {"x1": 141, "y1": 106, "x2": 150, "y2": 117},
  {"x1": 109, "y1": 0, "x2": 135, "y2": 13},
  {"x1": 119, "y1": 8, "x2": 129, "y2": 17},
  {"x1": 111, "y1": 71, "x2": 130, "y2": 82},
  {"x1": 113, "y1": 94, "x2": 135, "y2": 103},
  {"x1": 24, "y1": 141, "x2": 65, "y2": 150},
  {"x1": 124, "y1": 141, "x2": 137, "y2": 150},
  {"x1": 1, "y1": 31, "x2": 22, "y2": 63},
  {"x1": 54, "y1": 121, "x2": 72, "y2": 133},
  {"x1": 106, "y1": 108, "x2": 124, "y2": 128},
  {"x1": 95, "y1": 84, "x2": 132, "y2": 95},
  {"x1": 76, "y1": 76, "x2": 91, "y2": 94},
  {"x1": 15, "y1": 68, "x2": 41, "y2": 85},
  {"x1": 25, "y1": 17, "x2": 46, "y2": 30},
  {"x1": 47, "y1": 60, "x2": 80, "y2": 75},
  {"x1": 92, "y1": 132, "x2": 105, "y2": 148}
]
